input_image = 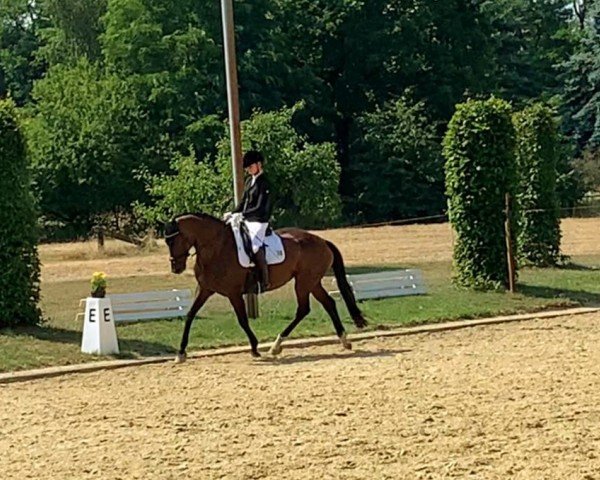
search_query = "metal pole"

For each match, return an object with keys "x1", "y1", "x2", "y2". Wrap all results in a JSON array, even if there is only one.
[
  {"x1": 221, "y1": 0, "x2": 244, "y2": 202},
  {"x1": 220, "y1": 0, "x2": 259, "y2": 317}
]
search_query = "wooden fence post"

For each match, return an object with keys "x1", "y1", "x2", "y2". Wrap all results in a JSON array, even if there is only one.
[{"x1": 504, "y1": 193, "x2": 516, "y2": 293}]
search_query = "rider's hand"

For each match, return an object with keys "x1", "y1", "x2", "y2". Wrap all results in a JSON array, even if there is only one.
[{"x1": 223, "y1": 211, "x2": 232, "y2": 221}]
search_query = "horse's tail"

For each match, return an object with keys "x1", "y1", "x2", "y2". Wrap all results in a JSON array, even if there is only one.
[{"x1": 326, "y1": 240, "x2": 367, "y2": 328}]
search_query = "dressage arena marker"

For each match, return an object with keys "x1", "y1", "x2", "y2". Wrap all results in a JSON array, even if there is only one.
[
  {"x1": 81, "y1": 297, "x2": 119, "y2": 355},
  {"x1": 1, "y1": 306, "x2": 597, "y2": 384}
]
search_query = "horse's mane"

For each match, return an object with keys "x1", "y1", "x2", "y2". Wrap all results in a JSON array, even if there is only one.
[
  {"x1": 174, "y1": 211, "x2": 222, "y2": 223},
  {"x1": 165, "y1": 212, "x2": 224, "y2": 237}
]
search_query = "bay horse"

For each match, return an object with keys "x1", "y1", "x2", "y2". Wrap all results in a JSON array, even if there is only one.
[{"x1": 164, "y1": 213, "x2": 367, "y2": 361}]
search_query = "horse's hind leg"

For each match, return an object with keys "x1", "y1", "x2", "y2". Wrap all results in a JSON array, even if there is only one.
[
  {"x1": 176, "y1": 288, "x2": 214, "y2": 363},
  {"x1": 269, "y1": 284, "x2": 311, "y2": 356},
  {"x1": 311, "y1": 283, "x2": 352, "y2": 350}
]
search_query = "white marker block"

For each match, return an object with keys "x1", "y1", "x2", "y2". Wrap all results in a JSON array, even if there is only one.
[{"x1": 81, "y1": 297, "x2": 120, "y2": 355}]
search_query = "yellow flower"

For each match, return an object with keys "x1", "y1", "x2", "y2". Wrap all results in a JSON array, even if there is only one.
[{"x1": 90, "y1": 271, "x2": 108, "y2": 290}]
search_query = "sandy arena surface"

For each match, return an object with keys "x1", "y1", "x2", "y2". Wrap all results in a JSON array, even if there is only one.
[{"x1": 2, "y1": 312, "x2": 599, "y2": 479}]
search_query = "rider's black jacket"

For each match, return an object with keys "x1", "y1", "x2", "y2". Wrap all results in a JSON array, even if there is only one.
[{"x1": 233, "y1": 174, "x2": 272, "y2": 223}]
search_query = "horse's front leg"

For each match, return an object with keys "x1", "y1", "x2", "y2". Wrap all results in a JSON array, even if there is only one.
[
  {"x1": 228, "y1": 294, "x2": 260, "y2": 357},
  {"x1": 175, "y1": 287, "x2": 214, "y2": 363}
]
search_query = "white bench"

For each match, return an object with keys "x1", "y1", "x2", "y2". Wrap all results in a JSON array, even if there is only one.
[
  {"x1": 77, "y1": 289, "x2": 193, "y2": 324},
  {"x1": 331, "y1": 269, "x2": 426, "y2": 301}
]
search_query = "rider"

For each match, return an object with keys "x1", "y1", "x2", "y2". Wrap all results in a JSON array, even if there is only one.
[{"x1": 231, "y1": 150, "x2": 272, "y2": 292}]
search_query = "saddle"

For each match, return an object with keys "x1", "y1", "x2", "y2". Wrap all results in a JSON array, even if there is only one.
[{"x1": 226, "y1": 213, "x2": 286, "y2": 269}]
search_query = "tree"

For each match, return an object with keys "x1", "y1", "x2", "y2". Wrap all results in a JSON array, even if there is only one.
[
  {"x1": 261, "y1": 0, "x2": 494, "y2": 211},
  {"x1": 138, "y1": 104, "x2": 342, "y2": 229},
  {"x1": 443, "y1": 97, "x2": 516, "y2": 290},
  {"x1": 513, "y1": 104, "x2": 561, "y2": 266},
  {"x1": 348, "y1": 97, "x2": 444, "y2": 223},
  {"x1": 27, "y1": 59, "x2": 152, "y2": 237},
  {"x1": 481, "y1": 0, "x2": 575, "y2": 103},
  {"x1": 0, "y1": 99, "x2": 41, "y2": 327},
  {"x1": 101, "y1": 0, "x2": 223, "y2": 158},
  {"x1": 561, "y1": 0, "x2": 600, "y2": 153},
  {"x1": 38, "y1": 0, "x2": 107, "y2": 65},
  {"x1": 0, "y1": 0, "x2": 46, "y2": 105},
  {"x1": 574, "y1": 147, "x2": 600, "y2": 193}
]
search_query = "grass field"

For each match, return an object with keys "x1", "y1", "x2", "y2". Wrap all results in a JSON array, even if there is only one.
[{"x1": 1, "y1": 218, "x2": 599, "y2": 373}]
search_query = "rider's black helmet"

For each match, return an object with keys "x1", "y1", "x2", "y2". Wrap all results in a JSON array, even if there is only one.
[{"x1": 242, "y1": 150, "x2": 264, "y2": 168}]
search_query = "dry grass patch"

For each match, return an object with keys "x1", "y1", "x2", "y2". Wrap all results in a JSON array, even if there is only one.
[{"x1": 39, "y1": 218, "x2": 600, "y2": 283}]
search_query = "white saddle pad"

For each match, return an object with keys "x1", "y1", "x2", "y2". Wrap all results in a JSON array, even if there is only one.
[{"x1": 227, "y1": 214, "x2": 286, "y2": 268}]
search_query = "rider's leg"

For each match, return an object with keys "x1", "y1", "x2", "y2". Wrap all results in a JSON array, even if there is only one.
[
  {"x1": 254, "y1": 246, "x2": 270, "y2": 292},
  {"x1": 245, "y1": 221, "x2": 270, "y2": 292}
]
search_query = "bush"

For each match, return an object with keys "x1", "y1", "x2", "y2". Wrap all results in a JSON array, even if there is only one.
[
  {"x1": 0, "y1": 99, "x2": 41, "y2": 328},
  {"x1": 135, "y1": 150, "x2": 231, "y2": 224},
  {"x1": 138, "y1": 104, "x2": 342, "y2": 229},
  {"x1": 443, "y1": 97, "x2": 517, "y2": 290},
  {"x1": 513, "y1": 103, "x2": 561, "y2": 266}
]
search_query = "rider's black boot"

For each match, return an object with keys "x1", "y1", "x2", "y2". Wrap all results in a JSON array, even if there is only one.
[{"x1": 254, "y1": 248, "x2": 271, "y2": 293}]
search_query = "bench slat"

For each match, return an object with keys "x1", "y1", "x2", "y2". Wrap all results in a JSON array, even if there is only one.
[
  {"x1": 114, "y1": 309, "x2": 187, "y2": 323},
  {"x1": 349, "y1": 278, "x2": 420, "y2": 292},
  {"x1": 330, "y1": 269, "x2": 426, "y2": 301},
  {"x1": 109, "y1": 289, "x2": 192, "y2": 305},
  {"x1": 355, "y1": 286, "x2": 426, "y2": 300},
  {"x1": 113, "y1": 300, "x2": 191, "y2": 314},
  {"x1": 345, "y1": 269, "x2": 422, "y2": 282}
]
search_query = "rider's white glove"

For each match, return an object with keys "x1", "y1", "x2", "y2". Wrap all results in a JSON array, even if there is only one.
[{"x1": 223, "y1": 211, "x2": 233, "y2": 222}]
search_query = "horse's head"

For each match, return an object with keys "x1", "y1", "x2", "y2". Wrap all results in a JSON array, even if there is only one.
[{"x1": 164, "y1": 219, "x2": 193, "y2": 274}]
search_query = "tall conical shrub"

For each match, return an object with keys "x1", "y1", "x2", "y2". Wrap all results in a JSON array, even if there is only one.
[
  {"x1": 443, "y1": 97, "x2": 517, "y2": 290},
  {"x1": 0, "y1": 99, "x2": 41, "y2": 327},
  {"x1": 513, "y1": 103, "x2": 561, "y2": 266}
]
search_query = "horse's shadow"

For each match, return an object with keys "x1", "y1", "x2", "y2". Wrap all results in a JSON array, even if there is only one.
[{"x1": 254, "y1": 347, "x2": 411, "y2": 366}]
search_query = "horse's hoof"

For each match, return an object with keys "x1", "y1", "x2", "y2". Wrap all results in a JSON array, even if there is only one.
[
  {"x1": 339, "y1": 333, "x2": 352, "y2": 350},
  {"x1": 269, "y1": 335, "x2": 284, "y2": 356},
  {"x1": 270, "y1": 344, "x2": 282, "y2": 356},
  {"x1": 251, "y1": 350, "x2": 261, "y2": 358},
  {"x1": 174, "y1": 353, "x2": 187, "y2": 364}
]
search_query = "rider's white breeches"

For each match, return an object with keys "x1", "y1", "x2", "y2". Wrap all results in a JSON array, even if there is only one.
[{"x1": 244, "y1": 221, "x2": 268, "y2": 253}]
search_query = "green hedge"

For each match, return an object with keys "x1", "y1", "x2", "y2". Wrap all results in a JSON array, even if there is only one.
[
  {"x1": 0, "y1": 100, "x2": 41, "y2": 328},
  {"x1": 513, "y1": 103, "x2": 561, "y2": 266},
  {"x1": 443, "y1": 97, "x2": 517, "y2": 290}
]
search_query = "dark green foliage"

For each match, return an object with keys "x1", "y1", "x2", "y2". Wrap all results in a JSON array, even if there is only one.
[
  {"x1": 0, "y1": 0, "x2": 592, "y2": 238},
  {"x1": 514, "y1": 104, "x2": 561, "y2": 266},
  {"x1": 27, "y1": 59, "x2": 153, "y2": 236},
  {"x1": 443, "y1": 97, "x2": 517, "y2": 290},
  {"x1": 0, "y1": 99, "x2": 41, "y2": 327},
  {"x1": 349, "y1": 97, "x2": 444, "y2": 223},
  {"x1": 39, "y1": 0, "x2": 108, "y2": 65},
  {"x1": 481, "y1": 0, "x2": 575, "y2": 103},
  {"x1": 561, "y1": 1, "x2": 600, "y2": 153},
  {"x1": 0, "y1": 0, "x2": 47, "y2": 105},
  {"x1": 574, "y1": 147, "x2": 600, "y2": 193}
]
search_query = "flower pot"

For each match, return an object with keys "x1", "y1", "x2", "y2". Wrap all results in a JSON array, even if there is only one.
[{"x1": 91, "y1": 287, "x2": 106, "y2": 298}]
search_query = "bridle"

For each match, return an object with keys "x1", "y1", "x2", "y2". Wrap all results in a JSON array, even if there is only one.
[{"x1": 165, "y1": 230, "x2": 195, "y2": 264}]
